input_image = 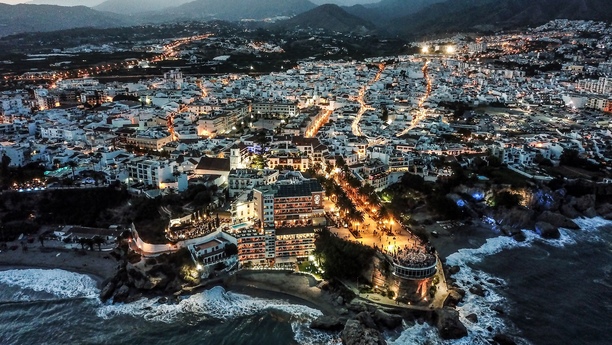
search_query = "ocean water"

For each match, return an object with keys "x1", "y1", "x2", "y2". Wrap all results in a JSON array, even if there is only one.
[
  {"x1": 0, "y1": 269, "x2": 336, "y2": 345},
  {"x1": 0, "y1": 217, "x2": 610, "y2": 345},
  {"x1": 388, "y1": 217, "x2": 611, "y2": 345}
]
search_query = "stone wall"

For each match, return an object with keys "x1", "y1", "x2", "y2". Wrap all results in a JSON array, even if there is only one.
[{"x1": 369, "y1": 254, "x2": 434, "y2": 303}]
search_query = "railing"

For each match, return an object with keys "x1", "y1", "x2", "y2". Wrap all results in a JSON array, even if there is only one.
[{"x1": 391, "y1": 258, "x2": 437, "y2": 280}]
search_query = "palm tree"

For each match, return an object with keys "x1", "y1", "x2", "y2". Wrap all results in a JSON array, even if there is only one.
[
  {"x1": 348, "y1": 209, "x2": 365, "y2": 224},
  {"x1": 78, "y1": 237, "x2": 87, "y2": 249},
  {"x1": 377, "y1": 206, "x2": 390, "y2": 221},
  {"x1": 93, "y1": 236, "x2": 105, "y2": 251},
  {"x1": 67, "y1": 161, "x2": 78, "y2": 180},
  {"x1": 85, "y1": 238, "x2": 95, "y2": 251}
]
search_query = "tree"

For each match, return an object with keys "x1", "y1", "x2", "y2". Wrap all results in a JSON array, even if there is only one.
[
  {"x1": 336, "y1": 156, "x2": 348, "y2": 171},
  {"x1": 358, "y1": 184, "x2": 375, "y2": 197},
  {"x1": 381, "y1": 105, "x2": 389, "y2": 122},
  {"x1": 1, "y1": 154, "x2": 10, "y2": 175},
  {"x1": 113, "y1": 94, "x2": 140, "y2": 102},
  {"x1": 78, "y1": 237, "x2": 87, "y2": 250},
  {"x1": 1, "y1": 153, "x2": 11, "y2": 186},
  {"x1": 428, "y1": 194, "x2": 463, "y2": 220},
  {"x1": 224, "y1": 243, "x2": 238, "y2": 256},
  {"x1": 377, "y1": 206, "x2": 390, "y2": 220},
  {"x1": 494, "y1": 191, "x2": 522, "y2": 209},
  {"x1": 487, "y1": 155, "x2": 502, "y2": 168},
  {"x1": 314, "y1": 228, "x2": 376, "y2": 280},
  {"x1": 85, "y1": 238, "x2": 95, "y2": 251},
  {"x1": 348, "y1": 209, "x2": 365, "y2": 224},
  {"x1": 93, "y1": 236, "x2": 105, "y2": 251},
  {"x1": 67, "y1": 161, "x2": 78, "y2": 180},
  {"x1": 560, "y1": 149, "x2": 587, "y2": 168}
]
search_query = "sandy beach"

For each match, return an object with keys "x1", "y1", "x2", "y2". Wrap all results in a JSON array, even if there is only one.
[
  {"x1": 0, "y1": 239, "x2": 117, "y2": 287},
  {"x1": 226, "y1": 270, "x2": 340, "y2": 316},
  {"x1": 0, "y1": 239, "x2": 341, "y2": 317}
]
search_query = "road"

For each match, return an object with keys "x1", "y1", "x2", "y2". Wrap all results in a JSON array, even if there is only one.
[
  {"x1": 10, "y1": 34, "x2": 214, "y2": 84},
  {"x1": 305, "y1": 108, "x2": 333, "y2": 138},
  {"x1": 397, "y1": 59, "x2": 433, "y2": 137},
  {"x1": 352, "y1": 63, "x2": 386, "y2": 137}
]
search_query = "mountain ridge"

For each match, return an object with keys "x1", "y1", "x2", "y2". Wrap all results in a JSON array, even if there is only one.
[
  {"x1": 0, "y1": 3, "x2": 128, "y2": 37},
  {"x1": 27, "y1": 0, "x2": 103, "y2": 6},
  {"x1": 94, "y1": 0, "x2": 192, "y2": 15},
  {"x1": 344, "y1": 0, "x2": 445, "y2": 23},
  {"x1": 274, "y1": 4, "x2": 376, "y2": 33},
  {"x1": 159, "y1": 0, "x2": 317, "y2": 22},
  {"x1": 385, "y1": 0, "x2": 612, "y2": 37}
]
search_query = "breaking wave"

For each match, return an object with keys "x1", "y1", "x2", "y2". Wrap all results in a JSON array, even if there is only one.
[
  {"x1": 0, "y1": 269, "x2": 99, "y2": 300},
  {"x1": 0, "y1": 269, "x2": 334, "y2": 344},
  {"x1": 389, "y1": 217, "x2": 611, "y2": 344}
]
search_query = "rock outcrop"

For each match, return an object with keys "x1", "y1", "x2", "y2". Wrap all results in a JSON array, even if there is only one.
[
  {"x1": 112, "y1": 285, "x2": 130, "y2": 303},
  {"x1": 448, "y1": 266, "x2": 460, "y2": 275},
  {"x1": 534, "y1": 221, "x2": 560, "y2": 239},
  {"x1": 536, "y1": 211, "x2": 579, "y2": 229},
  {"x1": 310, "y1": 315, "x2": 346, "y2": 331},
  {"x1": 572, "y1": 194, "x2": 596, "y2": 213},
  {"x1": 372, "y1": 309, "x2": 403, "y2": 329},
  {"x1": 99, "y1": 245, "x2": 196, "y2": 303},
  {"x1": 469, "y1": 284, "x2": 486, "y2": 297},
  {"x1": 434, "y1": 308, "x2": 468, "y2": 340},
  {"x1": 99, "y1": 281, "x2": 115, "y2": 302},
  {"x1": 342, "y1": 313, "x2": 387, "y2": 345},
  {"x1": 596, "y1": 203, "x2": 612, "y2": 220},
  {"x1": 560, "y1": 204, "x2": 581, "y2": 219},
  {"x1": 444, "y1": 288, "x2": 464, "y2": 307}
]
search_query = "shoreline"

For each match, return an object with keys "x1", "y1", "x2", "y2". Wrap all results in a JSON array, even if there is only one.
[
  {"x1": 0, "y1": 259, "x2": 341, "y2": 318},
  {"x1": 224, "y1": 270, "x2": 340, "y2": 317},
  {"x1": 0, "y1": 241, "x2": 117, "y2": 288},
  {"x1": 0, "y1": 263, "x2": 108, "y2": 287},
  {"x1": 227, "y1": 283, "x2": 332, "y2": 315}
]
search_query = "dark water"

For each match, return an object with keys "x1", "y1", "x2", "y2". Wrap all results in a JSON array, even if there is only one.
[
  {"x1": 472, "y1": 220, "x2": 612, "y2": 345},
  {"x1": 1, "y1": 217, "x2": 610, "y2": 345},
  {"x1": 0, "y1": 271, "x2": 332, "y2": 345}
]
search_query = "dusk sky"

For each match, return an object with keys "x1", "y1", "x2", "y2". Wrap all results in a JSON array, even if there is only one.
[{"x1": 1, "y1": 0, "x2": 376, "y2": 5}]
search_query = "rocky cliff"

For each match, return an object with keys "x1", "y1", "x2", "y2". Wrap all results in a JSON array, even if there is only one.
[{"x1": 100, "y1": 245, "x2": 198, "y2": 303}]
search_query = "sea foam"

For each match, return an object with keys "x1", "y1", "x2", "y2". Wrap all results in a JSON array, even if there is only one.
[
  {"x1": 97, "y1": 286, "x2": 323, "y2": 322},
  {"x1": 572, "y1": 216, "x2": 612, "y2": 231},
  {"x1": 97, "y1": 285, "x2": 334, "y2": 344},
  {"x1": 0, "y1": 269, "x2": 99, "y2": 299},
  {"x1": 396, "y1": 217, "x2": 612, "y2": 344},
  {"x1": 388, "y1": 322, "x2": 492, "y2": 345}
]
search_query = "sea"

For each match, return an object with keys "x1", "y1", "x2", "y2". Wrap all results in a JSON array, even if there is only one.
[{"x1": 0, "y1": 217, "x2": 610, "y2": 345}]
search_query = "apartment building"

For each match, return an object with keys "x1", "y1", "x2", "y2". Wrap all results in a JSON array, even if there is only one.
[
  {"x1": 228, "y1": 168, "x2": 279, "y2": 198},
  {"x1": 253, "y1": 173, "x2": 326, "y2": 230},
  {"x1": 125, "y1": 133, "x2": 173, "y2": 151},
  {"x1": 126, "y1": 157, "x2": 176, "y2": 187},
  {"x1": 251, "y1": 102, "x2": 297, "y2": 116}
]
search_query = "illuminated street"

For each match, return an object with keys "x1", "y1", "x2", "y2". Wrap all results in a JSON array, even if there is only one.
[{"x1": 352, "y1": 63, "x2": 386, "y2": 137}]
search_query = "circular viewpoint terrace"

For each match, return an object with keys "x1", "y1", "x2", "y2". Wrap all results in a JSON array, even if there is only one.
[{"x1": 387, "y1": 249, "x2": 437, "y2": 280}]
